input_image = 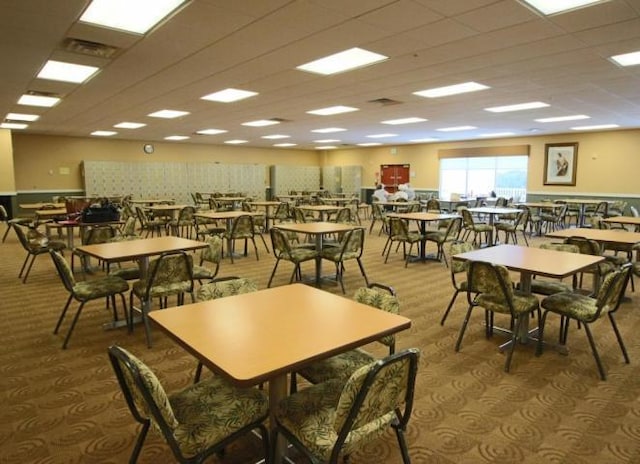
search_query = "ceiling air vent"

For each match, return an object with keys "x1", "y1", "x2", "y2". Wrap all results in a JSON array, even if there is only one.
[
  {"x1": 368, "y1": 98, "x2": 402, "y2": 106},
  {"x1": 62, "y1": 38, "x2": 120, "y2": 59},
  {"x1": 269, "y1": 117, "x2": 290, "y2": 123}
]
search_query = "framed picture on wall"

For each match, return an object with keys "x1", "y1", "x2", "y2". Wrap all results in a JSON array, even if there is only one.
[{"x1": 544, "y1": 142, "x2": 578, "y2": 186}]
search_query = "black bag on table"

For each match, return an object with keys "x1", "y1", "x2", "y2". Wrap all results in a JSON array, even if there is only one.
[{"x1": 81, "y1": 201, "x2": 120, "y2": 223}]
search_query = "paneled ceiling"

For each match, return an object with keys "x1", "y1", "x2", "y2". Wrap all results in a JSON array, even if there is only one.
[{"x1": 2, "y1": 0, "x2": 640, "y2": 149}]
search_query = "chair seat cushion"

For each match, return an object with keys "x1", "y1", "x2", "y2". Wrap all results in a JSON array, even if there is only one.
[
  {"x1": 541, "y1": 292, "x2": 600, "y2": 322},
  {"x1": 321, "y1": 249, "x2": 359, "y2": 261},
  {"x1": 170, "y1": 375, "x2": 269, "y2": 456},
  {"x1": 528, "y1": 279, "x2": 573, "y2": 295},
  {"x1": 476, "y1": 291, "x2": 539, "y2": 315},
  {"x1": 424, "y1": 230, "x2": 445, "y2": 242},
  {"x1": 283, "y1": 248, "x2": 318, "y2": 262},
  {"x1": 197, "y1": 278, "x2": 257, "y2": 300},
  {"x1": 73, "y1": 276, "x2": 129, "y2": 300},
  {"x1": 494, "y1": 223, "x2": 516, "y2": 232},
  {"x1": 132, "y1": 280, "x2": 192, "y2": 298},
  {"x1": 109, "y1": 267, "x2": 141, "y2": 281},
  {"x1": 192, "y1": 265, "x2": 215, "y2": 280},
  {"x1": 298, "y1": 348, "x2": 375, "y2": 384},
  {"x1": 276, "y1": 377, "x2": 394, "y2": 461}
]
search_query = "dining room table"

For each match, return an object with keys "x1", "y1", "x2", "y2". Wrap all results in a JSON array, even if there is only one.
[
  {"x1": 148, "y1": 283, "x2": 412, "y2": 463},
  {"x1": 129, "y1": 198, "x2": 175, "y2": 205},
  {"x1": 74, "y1": 236, "x2": 207, "y2": 341},
  {"x1": 604, "y1": 215, "x2": 640, "y2": 232},
  {"x1": 546, "y1": 227, "x2": 640, "y2": 250},
  {"x1": 248, "y1": 200, "x2": 284, "y2": 231},
  {"x1": 274, "y1": 221, "x2": 360, "y2": 287},
  {"x1": 387, "y1": 211, "x2": 459, "y2": 262},
  {"x1": 195, "y1": 210, "x2": 263, "y2": 258},
  {"x1": 297, "y1": 204, "x2": 342, "y2": 221},
  {"x1": 561, "y1": 199, "x2": 609, "y2": 227},
  {"x1": 452, "y1": 244, "x2": 604, "y2": 351},
  {"x1": 19, "y1": 202, "x2": 66, "y2": 210}
]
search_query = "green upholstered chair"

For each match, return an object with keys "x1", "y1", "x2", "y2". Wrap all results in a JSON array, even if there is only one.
[
  {"x1": 72, "y1": 224, "x2": 118, "y2": 275},
  {"x1": 536, "y1": 263, "x2": 632, "y2": 380},
  {"x1": 494, "y1": 208, "x2": 530, "y2": 246},
  {"x1": 135, "y1": 206, "x2": 166, "y2": 238},
  {"x1": 460, "y1": 207, "x2": 492, "y2": 247},
  {"x1": 383, "y1": 217, "x2": 424, "y2": 267},
  {"x1": 425, "y1": 198, "x2": 441, "y2": 212},
  {"x1": 563, "y1": 236, "x2": 617, "y2": 294},
  {"x1": 369, "y1": 203, "x2": 389, "y2": 236},
  {"x1": 527, "y1": 243, "x2": 580, "y2": 296},
  {"x1": 455, "y1": 260, "x2": 541, "y2": 373},
  {"x1": 321, "y1": 227, "x2": 369, "y2": 294},
  {"x1": 50, "y1": 250, "x2": 129, "y2": 349},
  {"x1": 192, "y1": 235, "x2": 223, "y2": 283},
  {"x1": 130, "y1": 251, "x2": 195, "y2": 347},
  {"x1": 193, "y1": 276, "x2": 259, "y2": 383},
  {"x1": 267, "y1": 227, "x2": 318, "y2": 287},
  {"x1": 272, "y1": 348, "x2": 420, "y2": 464},
  {"x1": 108, "y1": 345, "x2": 270, "y2": 464},
  {"x1": 292, "y1": 283, "x2": 399, "y2": 393},
  {"x1": 424, "y1": 216, "x2": 462, "y2": 266},
  {"x1": 169, "y1": 206, "x2": 196, "y2": 238},
  {"x1": 110, "y1": 216, "x2": 141, "y2": 242},
  {"x1": 1, "y1": 204, "x2": 34, "y2": 242},
  {"x1": 223, "y1": 214, "x2": 260, "y2": 264},
  {"x1": 441, "y1": 240, "x2": 476, "y2": 326},
  {"x1": 13, "y1": 223, "x2": 66, "y2": 283}
]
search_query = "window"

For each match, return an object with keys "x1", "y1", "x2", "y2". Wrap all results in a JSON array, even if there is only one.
[{"x1": 439, "y1": 155, "x2": 528, "y2": 201}]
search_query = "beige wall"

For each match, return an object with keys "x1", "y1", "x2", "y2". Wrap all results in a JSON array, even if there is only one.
[
  {"x1": 325, "y1": 129, "x2": 640, "y2": 196},
  {"x1": 12, "y1": 134, "x2": 320, "y2": 191},
  {"x1": 0, "y1": 129, "x2": 16, "y2": 193}
]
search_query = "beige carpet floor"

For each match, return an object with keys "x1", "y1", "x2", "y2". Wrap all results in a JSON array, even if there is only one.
[{"x1": 1, "y1": 218, "x2": 640, "y2": 463}]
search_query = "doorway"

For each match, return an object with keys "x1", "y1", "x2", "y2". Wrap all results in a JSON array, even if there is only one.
[{"x1": 379, "y1": 164, "x2": 410, "y2": 193}]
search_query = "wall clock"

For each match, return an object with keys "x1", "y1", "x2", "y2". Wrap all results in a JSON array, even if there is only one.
[{"x1": 143, "y1": 143, "x2": 154, "y2": 154}]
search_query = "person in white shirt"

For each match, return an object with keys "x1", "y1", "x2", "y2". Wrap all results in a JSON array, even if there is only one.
[
  {"x1": 390, "y1": 184, "x2": 409, "y2": 201},
  {"x1": 404, "y1": 183, "x2": 416, "y2": 201},
  {"x1": 372, "y1": 184, "x2": 390, "y2": 202}
]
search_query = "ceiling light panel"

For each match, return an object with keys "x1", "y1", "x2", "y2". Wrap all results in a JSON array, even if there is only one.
[
  {"x1": 201, "y1": 88, "x2": 258, "y2": 102},
  {"x1": 165, "y1": 135, "x2": 189, "y2": 140},
  {"x1": 413, "y1": 82, "x2": 490, "y2": 98},
  {"x1": 261, "y1": 134, "x2": 290, "y2": 139},
  {"x1": 480, "y1": 132, "x2": 516, "y2": 137},
  {"x1": 311, "y1": 127, "x2": 347, "y2": 133},
  {"x1": 18, "y1": 94, "x2": 60, "y2": 107},
  {"x1": 274, "y1": 143, "x2": 297, "y2": 147},
  {"x1": 315, "y1": 146, "x2": 337, "y2": 150},
  {"x1": 79, "y1": 0, "x2": 188, "y2": 34},
  {"x1": 366, "y1": 133, "x2": 397, "y2": 138},
  {"x1": 436, "y1": 126, "x2": 477, "y2": 132},
  {"x1": 114, "y1": 122, "x2": 146, "y2": 129},
  {"x1": 610, "y1": 50, "x2": 640, "y2": 67},
  {"x1": 1, "y1": 122, "x2": 28, "y2": 130},
  {"x1": 91, "y1": 130, "x2": 116, "y2": 136},
  {"x1": 307, "y1": 106, "x2": 359, "y2": 116},
  {"x1": 571, "y1": 124, "x2": 619, "y2": 130},
  {"x1": 37, "y1": 60, "x2": 99, "y2": 84},
  {"x1": 196, "y1": 128, "x2": 227, "y2": 135},
  {"x1": 381, "y1": 117, "x2": 427, "y2": 125},
  {"x1": 242, "y1": 120, "x2": 280, "y2": 127},
  {"x1": 297, "y1": 47, "x2": 388, "y2": 75},
  {"x1": 535, "y1": 115, "x2": 590, "y2": 123},
  {"x1": 148, "y1": 109, "x2": 189, "y2": 118},
  {"x1": 485, "y1": 101, "x2": 549, "y2": 112},
  {"x1": 6, "y1": 113, "x2": 40, "y2": 121},
  {"x1": 225, "y1": 139, "x2": 248, "y2": 144},
  {"x1": 519, "y1": 0, "x2": 609, "y2": 15}
]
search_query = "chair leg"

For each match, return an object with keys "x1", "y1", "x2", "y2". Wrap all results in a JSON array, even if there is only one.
[
  {"x1": 394, "y1": 425, "x2": 411, "y2": 464},
  {"x1": 504, "y1": 316, "x2": 522, "y2": 372},
  {"x1": 357, "y1": 258, "x2": 369, "y2": 288},
  {"x1": 583, "y1": 323, "x2": 606, "y2": 380},
  {"x1": 22, "y1": 254, "x2": 38, "y2": 283},
  {"x1": 54, "y1": 295, "x2": 74, "y2": 334},
  {"x1": 194, "y1": 362, "x2": 203, "y2": 383},
  {"x1": 609, "y1": 313, "x2": 630, "y2": 363},
  {"x1": 267, "y1": 259, "x2": 280, "y2": 287},
  {"x1": 455, "y1": 305, "x2": 474, "y2": 352},
  {"x1": 2, "y1": 225, "x2": 12, "y2": 242},
  {"x1": 440, "y1": 290, "x2": 460, "y2": 325},
  {"x1": 130, "y1": 420, "x2": 151, "y2": 464},
  {"x1": 62, "y1": 301, "x2": 86, "y2": 349}
]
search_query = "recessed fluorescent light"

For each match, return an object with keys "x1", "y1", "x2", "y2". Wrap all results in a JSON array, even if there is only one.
[
  {"x1": 148, "y1": 109, "x2": 189, "y2": 118},
  {"x1": 480, "y1": 132, "x2": 516, "y2": 137},
  {"x1": 201, "y1": 88, "x2": 258, "y2": 103},
  {"x1": 91, "y1": 130, "x2": 117, "y2": 136},
  {"x1": 409, "y1": 138, "x2": 438, "y2": 143},
  {"x1": 381, "y1": 117, "x2": 427, "y2": 125},
  {"x1": 261, "y1": 134, "x2": 290, "y2": 139},
  {"x1": 311, "y1": 127, "x2": 347, "y2": 133},
  {"x1": 436, "y1": 126, "x2": 477, "y2": 132},
  {"x1": 274, "y1": 143, "x2": 297, "y2": 147},
  {"x1": 610, "y1": 50, "x2": 640, "y2": 67},
  {"x1": 535, "y1": 115, "x2": 590, "y2": 123},
  {"x1": 225, "y1": 139, "x2": 248, "y2": 144},
  {"x1": 571, "y1": 124, "x2": 619, "y2": 131},
  {"x1": 413, "y1": 81, "x2": 490, "y2": 98},
  {"x1": 366, "y1": 133, "x2": 397, "y2": 138},
  {"x1": 114, "y1": 121, "x2": 146, "y2": 129},
  {"x1": 1, "y1": 122, "x2": 28, "y2": 130},
  {"x1": 196, "y1": 128, "x2": 227, "y2": 135},
  {"x1": 315, "y1": 146, "x2": 337, "y2": 150},
  {"x1": 307, "y1": 106, "x2": 359, "y2": 116},
  {"x1": 313, "y1": 139, "x2": 340, "y2": 143},
  {"x1": 242, "y1": 119, "x2": 280, "y2": 127},
  {"x1": 79, "y1": 0, "x2": 188, "y2": 34},
  {"x1": 297, "y1": 47, "x2": 388, "y2": 75},
  {"x1": 357, "y1": 143, "x2": 382, "y2": 147},
  {"x1": 164, "y1": 135, "x2": 189, "y2": 140},
  {"x1": 6, "y1": 113, "x2": 39, "y2": 121},
  {"x1": 37, "y1": 60, "x2": 99, "y2": 84},
  {"x1": 519, "y1": 0, "x2": 608, "y2": 16},
  {"x1": 18, "y1": 94, "x2": 60, "y2": 107},
  {"x1": 485, "y1": 101, "x2": 549, "y2": 113}
]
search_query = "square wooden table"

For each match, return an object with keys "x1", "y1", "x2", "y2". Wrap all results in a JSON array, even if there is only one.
[
  {"x1": 453, "y1": 244, "x2": 604, "y2": 346},
  {"x1": 604, "y1": 216, "x2": 640, "y2": 231},
  {"x1": 149, "y1": 283, "x2": 412, "y2": 463},
  {"x1": 298, "y1": 204, "x2": 341, "y2": 221},
  {"x1": 275, "y1": 222, "x2": 359, "y2": 287},
  {"x1": 546, "y1": 227, "x2": 640, "y2": 248}
]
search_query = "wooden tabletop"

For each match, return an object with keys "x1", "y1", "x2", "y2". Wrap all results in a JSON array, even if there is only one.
[
  {"x1": 76, "y1": 236, "x2": 206, "y2": 261},
  {"x1": 147, "y1": 204, "x2": 189, "y2": 211},
  {"x1": 467, "y1": 207, "x2": 522, "y2": 214},
  {"x1": 604, "y1": 216, "x2": 640, "y2": 226},
  {"x1": 35, "y1": 208, "x2": 67, "y2": 217},
  {"x1": 452, "y1": 244, "x2": 604, "y2": 280},
  {"x1": 561, "y1": 199, "x2": 609, "y2": 205},
  {"x1": 195, "y1": 211, "x2": 261, "y2": 220},
  {"x1": 387, "y1": 212, "x2": 459, "y2": 221},
  {"x1": 249, "y1": 201, "x2": 282, "y2": 206},
  {"x1": 149, "y1": 283, "x2": 411, "y2": 386},
  {"x1": 20, "y1": 202, "x2": 65, "y2": 210},
  {"x1": 516, "y1": 202, "x2": 564, "y2": 209},
  {"x1": 298, "y1": 205, "x2": 341, "y2": 211},
  {"x1": 275, "y1": 221, "x2": 359, "y2": 235},
  {"x1": 546, "y1": 227, "x2": 640, "y2": 245}
]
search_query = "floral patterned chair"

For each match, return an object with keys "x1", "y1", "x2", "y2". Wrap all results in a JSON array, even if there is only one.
[
  {"x1": 223, "y1": 214, "x2": 260, "y2": 264},
  {"x1": 536, "y1": 263, "x2": 631, "y2": 380},
  {"x1": 267, "y1": 227, "x2": 318, "y2": 287},
  {"x1": 108, "y1": 345, "x2": 270, "y2": 464},
  {"x1": 383, "y1": 217, "x2": 424, "y2": 268},
  {"x1": 291, "y1": 283, "x2": 399, "y2": 393},
  {"x1": 272, "y1": 348, "x2": 420, "y2": 464},
  {"x1": 455, "y1": 260, "x2": 541, "y2": 373},
  {"x1": 50, "y1": 250, "x2": 129, "y2": 349},
  {"x1": 321, "y1": 227, "x2": 369, "y2": 293},
  {"x1": 441, "y1": 240, "x2": 475, "y2": 326},
  {"x1": 13, "y1": 223, "x2": 66, "y2": 283},
  {"x1": 192, "y1": 235, "x2": 223, "y2": 283},
  {"x1": 424, "y1": 217, "x2": 463, "y2": 266}
]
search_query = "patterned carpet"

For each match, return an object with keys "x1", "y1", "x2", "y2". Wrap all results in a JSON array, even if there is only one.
[{"x1": 1, "y1": 218, "x2": 640, "y2": 464}]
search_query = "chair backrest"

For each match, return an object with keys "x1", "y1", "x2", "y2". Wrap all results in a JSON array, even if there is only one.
[
  {"x1": 540, "y1": 243, "x2": 580, "y2": 253},
  {"x1": 388, "y1": 217, "x2": 409, "y2": 239},
  {"x1": 292, "y1": 207, "x2": 307, "y2": 223},
  {"x1": 200, "y1": 235, "x2": 223, "y2": 267},
  {"x1": 495, "y1": 197, "x2": 508, "y2": 207},
  {"x1": 443, "y1": 217, "x2": 462, "y2": 241},
  {"x1": 353, "y1": 283, "x2": 399, "y2": 350},
  {"x1": 459, "y1": 207, "x2": 475, "y2": 227},
  {"x1": 593, "y1": 263, "x2": 632, "y2": 320},
  {"x1": 563, "y1": 236, "x2": 603, "y2": 255},
  {"x1": 334, "y1": 208, "x2": 353, "y2": 224},
  {"x1": 121, "y1": 216, "x2": 138, "y2": 236},
  {"x1": 0, "y1": 204, "x2": 7, "y2": 221},
  {"x1": 108, "y1": 345, "x2": 182, "y2": 451},
  {"x1": 135, "y1": 206, "x2": 149, "y2": 226},
  {"x1": 337, "y1": 228, "x2": 365, "y2": 258},
  {"x1": 371, "y1": 203, "x2": 385, "y2": 219},
  {"x1": 14, "y1": 223, "x2": 48, "y2": 251},
  {"x1": 197, "y1": 276, "x2": 258, "y2": 301},
  {"x1": 274, "y1": 202, "x2": 290, "y2": 221},
  {"x1": 330, "y1": 348, "x2": 420, "y2": 461},
  {"x1": 143, "y1": 251, "x2": 194, "y2": 298},
  {"x1": 449, "y1": 240, "x2": 475, "y2": 274},
  {"x1": 269, "y1": 227, "x2": 294, "y2": 257},
  {"x1": 425, "y1": 198, "x2": 440, "y2": 212},
  {"x1": 229, "y1": 214, "x2": 254, "y2": 238},
  {"x1": 82, "y1": 225, "x2": 116, "y2": 245},
  {"x1": 177, "y1": 206, "x2": 196, "y2": 222},
  {"x1": 466, "y1": 261, "x2": 515, "y2": 314},
  {"x1": 594, "y1": 201, "x2": 609, "y2": 216},
  {"x1": 49, "y1": 249, "x2": 76, "y2": 291}
]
